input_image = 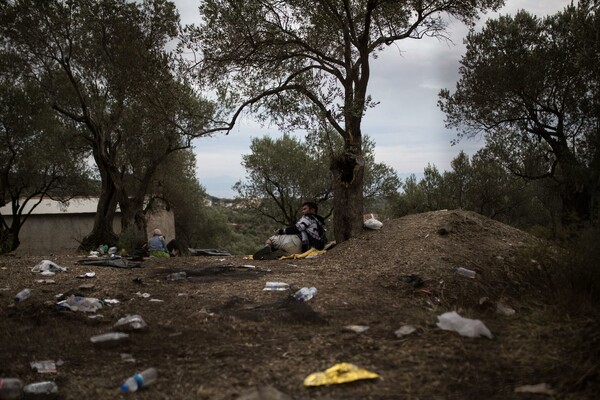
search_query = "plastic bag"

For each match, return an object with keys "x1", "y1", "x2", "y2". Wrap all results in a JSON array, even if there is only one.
[
  {"x1": 31, "y1": 260, "x2": 67, "y2": 273},
  {"x1": 56, "y1": 295, "x2": 103, "y2": 313},
  {"x1": 436, "y1": 311, "x2": 493, "y2": 339},
  {"x1": 363, "y1": 218, "x2": 383, "y2": 230}
]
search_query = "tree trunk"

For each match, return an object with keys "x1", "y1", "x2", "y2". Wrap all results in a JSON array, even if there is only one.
[
  {"x1": 119, "y1": 195, "x2": 149, "y2": 250},
  {"x1": 79, "y1": 178, "x2": 118, "y2": 250},
  {"x1": 331, "y1": 150, "x2": 365, "y2": 243}
]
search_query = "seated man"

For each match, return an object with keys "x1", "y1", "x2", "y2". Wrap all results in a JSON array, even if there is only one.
[
  {"x1": 254, "y1": 201, "x2": 327, "y2": 259},
  {"x1": 147, "y1": 228, "x2": 171, "y2": 258}
]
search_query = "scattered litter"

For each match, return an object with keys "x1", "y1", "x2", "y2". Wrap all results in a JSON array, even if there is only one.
[
  {"x1": 114, "y1": 315, "x2": 148, "y2": 332},
  {"x1": 120, "y1": 367, "x2": 157, "y2": 393},
  {"x1": 166, "y1": 272, "x2": 187, "y2": 281},
  {"x1": 14, "y1": 288, "x2": 32, "y2": 302},
  {"x1": 30, "y1": 360, "x2": 59, "y2": 374},
  {"x1": 400, "y1": 274, "x2": 424, "y2": 288},
  {"x1": 78, "y1": 284, "x2": 95, "y2": 291},
  {"x1": 31, "y1": 260, "x2": 67, "y2": 274},
  {"x1": 455, "y1": 267, "x2": 476, "y2": 278},
  {"x1": 496, "y1": 302, "x2": 516, "y2": 316},
  {"x1": 344, "y1": 325, "x2": 369, "y2": 334},
  {"x1": 88, "y1": 251, "x2": 99, "y2": 257},
  {"x1": 241, "y1": 264, "x2": 256, "y2": 269},
  {"x1": 149, "y1": 298, "x2": 164, "y2": 302},
  {"x1": 293, "y1": 287, "x2": 317, "y2": 302},
  {"x1": 23, "y1": 381, "x2": 59, "y2": 396},
  {"x1": 395, "y1": 325, "x2": 416, "y2": 337},
  {"x1": 436, "y1": 311, "x2": 493, "y2": 339},
  {"x1": 90, "y1": 332, "x2": 130, "y2": 347},
  {"x1": 35, "y1": 279, "x2": 56, "y2": 284},
  {"x1": 304, "y1": 363, "x2": 380, "y2": 386},
  {"x1": 77, "y1": 272, "x2": 96, "y2": 279},
  {"x1": 104, "y1": 298, "x2": 120, "y2": 304},
  {"x1": 364, "y1": 217, "x2": 383, "y2": 230},
  {"x1": 286, "y1": 263, "x2": 299, "y2": 267},
  {"x1": 514, "y1": 383, "x2": 555, "y2": 395},
  {"x1": 88, "y1": 314, "x2": 104, "y2": 320},
  {"x1": 0, "y1": 287, "x2": 9, "y2": 291},
  {"x1": 136, "y1": 292, "x2": 151, "y2": 298},
  {"x1": 40, "y1": 271, "x2": 56, "y2": 276},
  {"x1": 56, "y1": 295, "x2": 103, "y2": 313},
  {"x1": 263, "y1": 282, "x2": 290, "y2": 291},
  {"x1": 120, "y1": 353, "x2": 136, "y2": 363}
]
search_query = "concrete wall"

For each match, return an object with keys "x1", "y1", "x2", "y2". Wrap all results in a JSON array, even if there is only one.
[{"x1": 6, "y1": 209, "x2": 174, "y2": 255}]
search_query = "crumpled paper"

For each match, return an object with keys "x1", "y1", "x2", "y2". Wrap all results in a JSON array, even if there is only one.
[
  {"x1": 436, "y1": 311, "x2": 493, "y2": 339},
  {"x1": 303, "y1": 363, "x2": 380, "y2": 386}
]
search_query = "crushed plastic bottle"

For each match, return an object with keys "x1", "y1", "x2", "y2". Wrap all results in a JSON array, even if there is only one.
[
  {"x1": 14, "y1": 288, "x2": 31, "y2": 303},
  {"x1": 23, "y1": 381, "x2": 58, "y2": 397},
  {"x1": 90, "y1": 332, "x2": 130, "y2": 347},
  {"x1": 293, "y1": 287, "x2": 317, "y2": 302},
  {"x1": 114, "y1": 315, "x2": 148, "y2": 332},
  {"x1": 120, "y1": 367, "x2": 157, "y2": 393},
  {"x1": 263, "y1": 282, "x2": 290, "y2": 291},
  {"x1": 0, "y1": 378, "x2": 24, "y2": 399},
  {"x1": 455, "y1": 267, "x2": 476, "y2": 279},
  {"x1": 166, "y1": 272, "x2": 186, "y2": 281}
]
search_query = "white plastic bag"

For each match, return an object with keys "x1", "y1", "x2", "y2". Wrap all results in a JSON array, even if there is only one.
[
  {"x1": 364, "y1": 218, "x2": 383, "y2": 230},
  {"x1": 31, "y1": 260, "x2": 67, "y2": 273},
  {"x1": 436, "y1": 311, "x2": 493, "y2": 339}
]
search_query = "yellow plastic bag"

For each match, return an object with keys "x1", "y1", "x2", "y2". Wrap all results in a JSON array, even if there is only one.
[{"x1": 303, "y1": 363, "x2": 380, "y2": 386}]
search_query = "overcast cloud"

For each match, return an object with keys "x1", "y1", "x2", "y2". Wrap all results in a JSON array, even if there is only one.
[{"x1": 175, "y1": 0, "x2": 571, "y2": 198}]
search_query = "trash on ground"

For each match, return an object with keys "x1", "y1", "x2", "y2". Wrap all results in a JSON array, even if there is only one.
[
  {"x1": 0, "y1": 378, "x2": 23, "y2": 399},
  {"x1": 363, "y1": 217, "x2": 383, "y2": 230},
  {"x1": 78, "y1": 284, "x2": 95, "y2": 291},
  {"x1": 40, "y1": 270, "x2": 56, "y2": 276},
  {"x1": 30, "y1": 360, "x2": 59, "y2": 374},
  {"x1": 166, "y1": 272, "x2": 187, "y2": 281},
  {"x1": 14, "y1": 288, "x2": 31, "y2": 303},
  {"x1": 136, "y1": 292, "x2": 151, "y2": 298},
  {"x1": 496, "y1": 302, "x2": 516, "y2": 316},
  {"x1": 77, "y1": 257, "x2": 141, "y2": 268},
  {"x1": 35, "y1": 279, "x2": 56, "y2": 284},
  {"x1": 344, "y1": 325, "x2": 369, "y2": 334},
  {"x1": 400, "y1": 274, "x2": 424, "y2": 288},
  {"x1": 236, "y1": 385, "x2": 293, "y2": 400},
  {"x1": 77, "y1": 272, "x2": 96, "y2": 279},
  {"x1": 90, "y1": 332, "x2": 130, "y2": 347},
  {"x1": 120, "y1": 367, "x2": 157, "y2": 393},
  {"x1": 240, "y1": 264, "x2": 255, "y2": 269},
  {"x1": 149, "y1": 298, "x2": 164, "y2": 302},
  {"x1": 395, "y1": 325, "x2": 416, "y2": 337},
  {"x1": 120, "y1": 353, "x2": 136, "y2": 363},
  {"x1": 23, "y1": 381, "x2": 59, "y2": 396},
  {"x1": 280, "y1": 248, "x2": 326, "y2": 259},
  {"x1": 114, "y1": 315, "x2": 148, "y2": 332},
  {"x1": 31, "y1": 260, "x2": 67, "y2": 274},
  {"x1": 304, "y1": 363, "x2": 380, "y2": 386},
  {"x1": 455, "y1": 267, "x2": 476, "y2": 278},
  {"x1": 263, "y1": 282, "x2": 290, "y2": 291},
  {"x1": 104, "y1": 298, "x2": 120, "y2": 304},
  {"x1": 436, "y1": 311, "x2": 493, "y2": 339},
  {"x1": 56, "y1": 295, "x2": 103, "y2": 313},
  {"x1": 88, "y1": 314, "x2": 104, "y2": 320},
  {"x1": 293, "y1": 287, "x2": 317, "y2": 302},
  {"x1": 514, "y1": 383, "x2": 555, "y2": 395}
]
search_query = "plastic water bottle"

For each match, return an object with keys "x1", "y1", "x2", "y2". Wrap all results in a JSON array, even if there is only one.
[
  {"x1": 263, "y1": 282, "x2": 290, "y2": 291},
  {"x1": 455, "y1": 267, "x2": 476, "y2": 278},
  {"x1": 0, "y1": 378, "x2": 23, "y2": 399},
  {"x1": 14, "y1": 288, "x2": 31, "y2": 303},
  {"x1": 121, "y1": 368, "x2": 157, "y2": 393},
  {"x1": 166, "y1": 272, "x2": 186, "y2": 281},
  {"x1": 293, "y1": 287, "x2": 317, "y2": 302},
  {"x1": 23, "y1": 381, "x2": 58, "y2": 396},
  {"x1": 90, "y1": 332, "x2": 130, "y2": 347}
]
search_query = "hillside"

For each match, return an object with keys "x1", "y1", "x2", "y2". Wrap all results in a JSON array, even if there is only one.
[{"x1": 1, "y1": 210, "x2": 597, "y2": 399}]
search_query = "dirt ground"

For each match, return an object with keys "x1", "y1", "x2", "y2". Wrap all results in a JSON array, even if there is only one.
[{"x1": 1, "y1": 210, "x2": 598, "y2": 399}]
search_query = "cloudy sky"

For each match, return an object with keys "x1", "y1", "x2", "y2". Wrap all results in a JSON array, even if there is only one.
[{"x1": 173, "y1": 0, "x2": 571, "y2": 198}]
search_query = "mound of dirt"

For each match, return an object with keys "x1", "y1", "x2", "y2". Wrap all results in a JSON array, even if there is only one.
[{"x1": 1, "y1": 210, "x2": 597, "y2": 400}]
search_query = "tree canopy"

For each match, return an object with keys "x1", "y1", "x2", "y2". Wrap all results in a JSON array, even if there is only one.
[
  {"x1": 439, "y1": 1, "x2": 600, "y2": 225},
  {"x1": 188, "y1": 0, "x2": 505, "y2": 242}
]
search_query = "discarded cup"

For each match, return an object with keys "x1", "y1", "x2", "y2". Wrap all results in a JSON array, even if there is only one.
[
  {"x1": 14, "y1": 288, "x2": 31, "y2": 303},
  {"x1": 114, "y1": 315, "x2": 148, "y2": 332},
  {"x1": 90, "y1": 332, "x2": 130, "y2": 347}
]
